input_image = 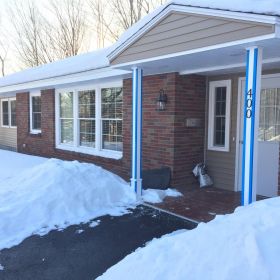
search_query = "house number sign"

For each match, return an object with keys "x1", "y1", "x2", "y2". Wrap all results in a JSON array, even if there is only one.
[{"x1": 246, "y1": 89, "x2": 253, "y2": 119}]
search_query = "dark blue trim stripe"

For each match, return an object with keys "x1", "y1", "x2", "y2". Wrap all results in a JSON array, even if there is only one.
[
  {"x1": 241, "y1": 50, "x2": 250, "y2": 206},
  {"x1": 249, "y1": 48, "x2": 258, "y2": 204},
  {"x1": 139, "y1": 69, "x2": 143, "y2": 195}
]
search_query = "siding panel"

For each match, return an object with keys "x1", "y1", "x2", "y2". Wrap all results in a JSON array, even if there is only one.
[{"x1": 0, "y1": 97, "x2": 17, "y2": 150}]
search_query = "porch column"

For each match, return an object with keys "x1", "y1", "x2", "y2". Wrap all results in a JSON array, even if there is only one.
[
  {"x1": 131, "y1": 67, "x2": 143, "y2": 198},
  {"x1": 242, "y1": 46, "x2": 262, "y2": 206}
]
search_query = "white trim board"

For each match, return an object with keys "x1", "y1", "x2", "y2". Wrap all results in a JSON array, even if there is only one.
[
  {"x1": 111, "y1": 34, "x2": 276, "y2": 70},
  {"x1": 0, "y1": 68, "x2": 130, "y2": 95},
  {"x1": 179, "y1": 57, "x2": 280, "y2": 76}
]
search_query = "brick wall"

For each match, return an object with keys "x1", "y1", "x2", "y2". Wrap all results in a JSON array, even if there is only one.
[
  {"x1": 16, "y1": 73, "x2": 206, "y2": 188},
  {"x1": 173, "y1": 74, "x2": 206, "y2": 188}
]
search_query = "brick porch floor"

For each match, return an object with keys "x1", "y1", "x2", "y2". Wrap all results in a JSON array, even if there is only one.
[{"x1": 148, "y1": 187, "x2": 266, "y2": 223}]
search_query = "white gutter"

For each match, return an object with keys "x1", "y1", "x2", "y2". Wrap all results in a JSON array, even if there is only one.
[{"x1": 0, "y1": 67, "x2": 131, "y2": 94}]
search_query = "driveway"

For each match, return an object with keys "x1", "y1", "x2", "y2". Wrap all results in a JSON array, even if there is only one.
[{"x1": 0, "y1": 205, "x2": 196, "y2": 280}]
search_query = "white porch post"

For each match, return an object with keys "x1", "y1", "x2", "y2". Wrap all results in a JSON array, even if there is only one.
[
  {"x1": 242, "y1": 46, "x2": 262, "y2": 206},
  {"x1": 131, "y1": 67, "x2": 143, "y2": 198}
]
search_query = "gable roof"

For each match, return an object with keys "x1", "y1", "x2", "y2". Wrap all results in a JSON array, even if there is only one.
[{"x1": 108, "y1": 0, "x2": 280, "y2": 62}]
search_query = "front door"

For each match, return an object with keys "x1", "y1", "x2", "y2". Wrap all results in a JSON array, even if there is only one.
[{"x1": 237, "y1": 75, "x2": 280, "y2": 197}]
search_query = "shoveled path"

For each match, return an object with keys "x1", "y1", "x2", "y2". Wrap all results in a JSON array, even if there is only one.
[{"x1": 0, "y1": 205, "x2": 196, "y2": 280}]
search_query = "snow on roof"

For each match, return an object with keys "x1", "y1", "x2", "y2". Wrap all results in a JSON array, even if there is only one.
[
  {"x1": 174, "y1": 0, "x2": 280, "y2": 16},
  {"x1": 109, "y1": 0, "x2": 280, "y2": 59},
  {"x1": 0, "y1": 47, "x2": 111, "y2": 88},
  {"x1": 0, "y1": 0, "x2": 278, "y2": 89}
]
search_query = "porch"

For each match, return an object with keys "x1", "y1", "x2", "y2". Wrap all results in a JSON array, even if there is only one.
[{"x1": 147, "y1": 187, "x2": 267, "y2": 223}]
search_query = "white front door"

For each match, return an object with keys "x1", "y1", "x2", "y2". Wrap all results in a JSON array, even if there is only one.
[{"x1": 237, "y1": 75, "x2": 280, "y2": 197}]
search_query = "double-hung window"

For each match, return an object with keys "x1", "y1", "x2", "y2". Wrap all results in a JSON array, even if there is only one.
[
  {"x1": 101, "y1": 87, "x2": 123, "y2": 152},
  {"x1": 30, "y1": 92, "x2": 42, "y2": 133},
  {"x1": 208, "y1": 80, "x2": 231, "y2": 152},
  {"x1": 1, "y1": 98, "x2": 16, "y2": 128},
  {"x1": 56, "y1": 83, "x2": 123, "y2": 159}
]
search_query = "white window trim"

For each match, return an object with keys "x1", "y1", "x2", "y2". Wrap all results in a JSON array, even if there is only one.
[
  {"x1": 1, "y1": 98, "x2": 17, "y2": 128},
  {"x1": 55, "y1": 81, "x2": 123, "y2": 160},
  {"x1": 208, "y1": 80, "x2": 231, "y2": 152},
  {"x1": 30, "y1": 91, "x2": 42, "y2": 134}
]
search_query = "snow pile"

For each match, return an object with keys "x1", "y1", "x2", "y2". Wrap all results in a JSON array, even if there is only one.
[
  {"x1": 98, "y1": 197, "x2": 280, "y2": 280},
  {"x1": 142, "y1": 188, "x2": 182, "y2": 203},
  {"x1": 0, "y1": 158, "x2": 136, "y2": 250},
  {"x1": 0, "y1": 150, "x2": 46, "y2": 181}
]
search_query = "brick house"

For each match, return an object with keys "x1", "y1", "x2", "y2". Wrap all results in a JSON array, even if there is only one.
[{"x1": 0, "y1": 1, "x2": 280, "y2": 205}]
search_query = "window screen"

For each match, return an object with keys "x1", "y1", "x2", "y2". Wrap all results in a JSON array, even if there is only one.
[{"x1": 101, "y1": 87, "x2": 123, "y2": 151}]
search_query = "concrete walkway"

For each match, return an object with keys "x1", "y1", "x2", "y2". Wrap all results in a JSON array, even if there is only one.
[{"x1": 0, "y1": 205, "x2": 196, "y2": 280}]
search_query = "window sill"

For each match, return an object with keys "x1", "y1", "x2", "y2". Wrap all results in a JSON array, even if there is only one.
[
  {"x1": 208, "y1": 146, "x2": 229, "y2": 152},
  {"x1": 56, "y1": 144, "x2": 123, "y2": 160},
  {"x1": 30, "y1": 130, "x2": 42, "y2": 135}
]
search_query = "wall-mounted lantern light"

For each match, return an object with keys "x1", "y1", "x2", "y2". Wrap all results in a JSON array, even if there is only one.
[{"x1": 156, "y1": 89, "x2": 167, "y2": 111}]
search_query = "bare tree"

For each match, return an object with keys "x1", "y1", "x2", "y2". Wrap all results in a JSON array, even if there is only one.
[
  {"x1": 88, "y1": 0, "x2": 166, "y2": 47},
  {"x1": 9, "y1": 0, "x2": 55, "y2": 67},
  {"x1": 0, "y1": 39, "x2": 8, "y2": 76},
  {"x1": 48, "y1": 0, "x2": 87, "y2": 58},
  {"x1": 9, "y1": 0, "x2": 87, "y2": 68}
]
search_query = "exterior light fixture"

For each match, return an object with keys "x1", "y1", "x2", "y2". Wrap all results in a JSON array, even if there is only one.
[{"x1": 156, "y1": 89, "x2": 167, "y2": 111}]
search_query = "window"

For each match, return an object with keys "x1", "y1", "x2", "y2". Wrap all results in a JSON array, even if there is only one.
[
  {"x1": 259, "y1": 88, "x2": 280, "y2": 141},
  {"x1": 60, "y1": 92, "x2": 74, "y2": 145},
  {"x1": 208, "y1": 80, "x2": 231, "y2": 152},
  {"x1": 101, "y1": 87, "x2": 123, "y2": 152},
  {"x1": 1, "y1": 98, "x2": 16, "y2": 128},
  {"x1": 30, "y1": 92, "x2": 42, "y2": 133},
  {"x1": 79, "y1": 90, "x2": 95, "y2": 147},
  {"x1": 56, "y1": 83, "x2": 123, "y2": 159}
]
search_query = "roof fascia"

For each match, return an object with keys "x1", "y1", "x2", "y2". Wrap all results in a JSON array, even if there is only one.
[{"x1": 0, "y1": 67, "x2": 131, "y2": 94}]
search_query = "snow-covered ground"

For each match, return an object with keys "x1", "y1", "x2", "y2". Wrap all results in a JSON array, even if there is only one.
[
  {"x1": 0, "y1": 150, "x2": 137, "y2": 250},
  {"x1": 98, "y1": 197, "x2": 280, "y2": 280},
  {"x1": 0, "y1": 150, "x2": 180, "y2": 251}
]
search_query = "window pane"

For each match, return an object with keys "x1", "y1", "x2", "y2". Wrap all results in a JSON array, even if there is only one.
[
  {"x1": 259, "y1": 88, "x2": 280, "y2": 141},
  {"x1": 79, "y1": 90, "x2": 95, "y2": 118},
  {"x1": 10, "y1": 100, "x2": 16, "y2": 127},
  {"x1": 101, "y1": 87, "x2": 123, "y2": 119},
  {"x1": 80, "y1": 120, "x2": 95, "y2": 147},
  {"x1": 102, "y1": 120, "x2": 123, "y2": 151},
  {"x1": 2, "y1": 101, "x2": 9, "y2": 126},
  {"x1": 32, "y1": 96, "x2": 41, "y2": 130},
  {"x1": 61, "y1": 119, "x2": 74, "y2": 145},
  {"x1": 214, "y1": 87, "x2": 226, "y2": 147},
  {"x1": 60, "y1": 92, "x2": 73, "y2": 118}
]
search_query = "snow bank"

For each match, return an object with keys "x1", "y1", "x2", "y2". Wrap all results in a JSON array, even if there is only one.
[
  {"x1": 142, "y1": 188, "x2": 182, "y2": 203},
  {"x1": 0, "y1": 158, "x2": 136, "y2": 250},
  {"x1": 0, "y1": 150, "x2": 46, "y2": 181},
  {"x1": 98, "y1": 197, "x2": 280, "y2": 280}
]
